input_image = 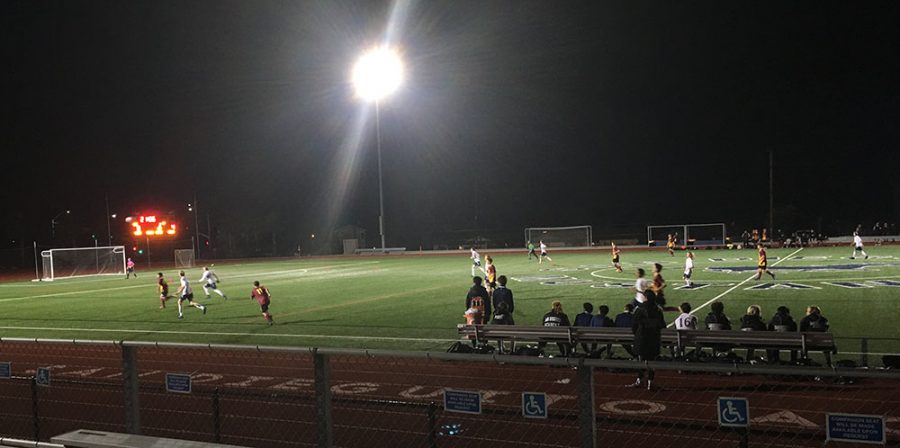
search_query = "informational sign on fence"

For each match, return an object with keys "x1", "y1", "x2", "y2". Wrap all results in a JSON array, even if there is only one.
[
  {"x1": 522, "y1": 392, "x2": 548, "y2": 419},
  {"x1": 0, "y1": 362, "x2": 10, "y2": 379},
  {"x1": 443, "y1": 389, "x2": 481, "y2": 414},
  {"x1": 36, "y1": 367, "x2": 51, "y2": 387},
  {"x1": 717, "y1": 397, "x2": 749, "y2": 427},
  {"x1": 165, "y1": 373, "x2": 192, "y2": 394},
  {"x1": 826, "y1": 413, "x2": 886, "y2": 444}
]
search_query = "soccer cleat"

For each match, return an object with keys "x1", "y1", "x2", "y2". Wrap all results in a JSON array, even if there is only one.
[
  {"x1": 205, "y1": 295, "x2": 211, "y2": 300},
  {"x1": 850, "y1": 257, "x2": 855, "y2": 260},
  {"x1": 865, "y1": 255, "x2": 868, "y2": 259},
  {"x1": 625, "y1": 379, "x2": 641, "y2": 388},
  {"x1": 202, "y1": 306, "x2": 207, "y2": 315},
  {"x1": 223, "y1": 295, "x2": 228, "y2": 301},
  {"x1": 178, "y1": 315, "x2": 183, "y2": 319}
]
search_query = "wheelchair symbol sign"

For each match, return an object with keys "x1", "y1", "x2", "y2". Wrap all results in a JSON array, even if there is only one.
[
  {"x1": 522, "y1": 392, "x2": 548, "y2": 419},
  {"x1": 717, "y1": 397, "x2": 749, "y2": 427}
]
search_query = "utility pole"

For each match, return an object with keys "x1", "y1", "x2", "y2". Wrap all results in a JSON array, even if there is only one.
[{"x1": 768, "y1": 149, "x2": 774, "y2": 233}]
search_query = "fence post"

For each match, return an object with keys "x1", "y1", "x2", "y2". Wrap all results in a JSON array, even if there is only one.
[
  {"x1": 31, "y1": 376, "x2": 40, "y2": 441},
  {"x1": 427, "y1": 401, "x2": 437, "y2": 448},
  {"x1": 122, "y1": 345, "x2": 141, "y2": 434},
  {"x1": 577, "y1": 360, "x2": 597, "y2": 448},
  {"x1": 212, "y1": 387, "x2": 221, "y2": 443},
  {"x1": 860, "y1": 338, "x2": 869, "y2": 368},
  {"x1": 314, "y1": 349, "x2": 333, "y2": 448}
]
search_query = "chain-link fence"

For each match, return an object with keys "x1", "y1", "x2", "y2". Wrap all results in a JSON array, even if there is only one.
[{"x1": 0, "y1": 338, "x2": 898, "y2": 447}]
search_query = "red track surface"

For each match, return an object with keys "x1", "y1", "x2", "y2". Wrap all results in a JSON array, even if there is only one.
[{"x1": 0, "y1": 341, "x2": 897, "y2": 447}]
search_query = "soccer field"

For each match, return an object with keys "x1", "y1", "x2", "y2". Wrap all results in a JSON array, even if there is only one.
[{"x1": 0, "y1": 245, "x2": 898, "y2": 354}]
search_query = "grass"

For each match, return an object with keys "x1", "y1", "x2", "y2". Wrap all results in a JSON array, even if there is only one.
[{"x1": 0, "y1": 245, "x2": 898, "y2": 354}]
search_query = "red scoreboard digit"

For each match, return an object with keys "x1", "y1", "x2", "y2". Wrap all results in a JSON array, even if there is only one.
[{"x1": 131, "y1": 215, "x2": 177, "y2": 236}]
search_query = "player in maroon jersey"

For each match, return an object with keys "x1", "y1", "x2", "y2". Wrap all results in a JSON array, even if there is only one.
[{"x1": 250, "y1": 281, "x2": 274, "y2": 325}]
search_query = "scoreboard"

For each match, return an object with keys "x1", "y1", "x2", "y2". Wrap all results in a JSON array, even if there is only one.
[{"x1": 129, "y1": 215, "x2": 177, "y2": 237}]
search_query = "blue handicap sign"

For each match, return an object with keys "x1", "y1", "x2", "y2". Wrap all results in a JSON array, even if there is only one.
[
  {"x1": 36, "y1": 367, "x2": 51, "y2": 387},
  {"x1": 717, "y1": 397, "x2": 749, "y2": 427},
  {"x1": 0, "y1": 362, "x2": 10, "y2": 379},
  {"x1": 522, "y1": 392, "x2": 548, "y2": 419},
  {"x1": 444, "y1": 389, "x2": 481, "y2": 414},
  {"x1": 165, "y1": 373, "x2": 192, "y2": 394},
  {"x1": 826, "y1": 413, "x2": 886, "y2": 444}
]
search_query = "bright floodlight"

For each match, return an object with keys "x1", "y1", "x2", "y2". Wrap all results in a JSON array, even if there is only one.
[{"x1": 352, "y1": 46, "x2": 404, "y2": 102}]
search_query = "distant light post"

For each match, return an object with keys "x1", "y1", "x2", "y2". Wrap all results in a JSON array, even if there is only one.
[
  {"x1": 352, "y1": 46, "x2": 404, "y2": 252},
  {"x1": 50, "y1": 209, "x2": 71, "y2": 241}
]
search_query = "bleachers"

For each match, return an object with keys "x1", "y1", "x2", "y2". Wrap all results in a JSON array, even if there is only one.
[{"x1": 457, "y1": 325, "x2": 837, "y2": 364}]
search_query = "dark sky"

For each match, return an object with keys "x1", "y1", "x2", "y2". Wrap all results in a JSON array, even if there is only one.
[{"x1": 3, "y1": 1, "x2": 900, "y2": 252}]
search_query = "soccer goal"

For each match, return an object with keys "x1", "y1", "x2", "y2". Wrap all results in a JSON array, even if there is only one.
[
  {"x1": 40, "y1": 245, "x2": 126, "y2": 281},
  {"x1": 647, "y1": 223, "x2": 726, "y2": 247},
  {"x1": 524, "y1": 225, "x2": 592, "y2": 248},
  {"x1": 174, "y1": 249, "x2": 195, "y2": 268}
]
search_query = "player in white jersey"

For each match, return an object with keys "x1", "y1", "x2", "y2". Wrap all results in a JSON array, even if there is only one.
[
  {"x1": 538, "y1": 240, "x2": 553, "y2": 264},
  {"x1": 176, "y1": 271, "x2": 207, "y2": 319},
  {"x1": 632, "y1": 268, "x2": 649, "y2": 306},
  {"x1": 850, "y1": 232, "x2": 868, "y2": 260},
  {"x1": 199, "y1": 266, "x2": 227, "y2": 300},
  {"x1": 683, "y1": 252, "x2": 694, "y2": 287},
  {"x1": 470, "y1": 248, "x2": 482, "y2": 276},
  {"x1": 674, "y1": 302, "x2": 697, "y2": 330}
]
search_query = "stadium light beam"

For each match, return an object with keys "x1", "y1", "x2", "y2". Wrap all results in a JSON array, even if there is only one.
[{"x1": 352, "y1": 46, "x2": 404, "y2": 252}]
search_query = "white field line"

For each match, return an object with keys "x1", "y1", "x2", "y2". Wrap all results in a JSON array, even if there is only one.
[
  {"x1": 0, "y1": 325, "x2": 455, "y2": 343},
  {"x1": 669, "y1": 247, "x2": 804, "y2": 327},
  {"x1": 0, "y1": 263, "x2": 380, "y2": 304}
]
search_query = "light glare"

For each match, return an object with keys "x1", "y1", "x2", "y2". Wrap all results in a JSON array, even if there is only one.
[{"x1": 352, "y1": 47, "x2": 404, "y2": 102}]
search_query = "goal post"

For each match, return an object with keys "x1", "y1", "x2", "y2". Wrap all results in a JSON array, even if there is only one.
[
  {"x1": 174, "y1": 249, "x2": 195, "y2": 268},
  {"x1": 40, "y1": 245, "x2": 126, "y2": 281},
  {"x1": 524, "y1": 225, "x2": 592, "y2": 248},
  {"x1": 647, "y1": 223, "x2": 726, "y2": 247}
]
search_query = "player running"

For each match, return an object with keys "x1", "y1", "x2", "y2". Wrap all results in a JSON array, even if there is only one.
[
  {"x1": 527, "y1": 241, "x2": 537, "y2": 260},
  {"x1": 611, "y1": 242, "x2": 623, "y2": 273},
  {"x1": 470, "y1": 248, "x2": 482, "y2": 276},
  {"x1": 754, "y1": 243, "x2": 776, "y2": 281},
  {"x1": 250, "y1": 281, "x2": 274, "y2": 325},
  {"x1": 538, "y1": 240, "x2": 553, "y2": 264},
  {"x1": 683, "y1": 251, "x2": 694, "y2": 287},
  {"x1": 176, "y1": 271, "x2": 207, "y2": 319},
  {"x1": 126, "y1": 258, "x2": 137, "y2": 279},
  {"x1": 850, "y1": 232, "x2": 868, "y2": 260},
  {"x1": 157, "y1": 272, "x2": 173, "y2": 309},
  {"x1": 199, "y1": 266, "x2": 227, "y2": 300},
  {"x1": 666, "y1": 234, "x2": 676, "y2": 256}
]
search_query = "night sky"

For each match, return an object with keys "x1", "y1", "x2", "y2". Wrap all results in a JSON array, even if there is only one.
[{"x1": 3, "y1": 1, "x2": 899, "y2": 256}]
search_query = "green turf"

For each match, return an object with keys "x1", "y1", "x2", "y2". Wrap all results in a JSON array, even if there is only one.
[{"x1": 0, "y1": 246, "x2": 898, "y2": 353}]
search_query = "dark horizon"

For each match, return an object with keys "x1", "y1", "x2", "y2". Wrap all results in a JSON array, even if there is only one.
[{"x1": 3, "y1": 1, "x2": 899, "y2": 259}]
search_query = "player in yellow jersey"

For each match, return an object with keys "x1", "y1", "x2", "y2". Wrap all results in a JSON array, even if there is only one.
[
  {"x1": 611, "y1": 242, "x2": 623, "y2": 272},
  {"x1": 754, "y1": 243, "x2": 776, "y2": 280},
  {"x1": 666, "y1": 234, "x2": 676, "y2": 256}
]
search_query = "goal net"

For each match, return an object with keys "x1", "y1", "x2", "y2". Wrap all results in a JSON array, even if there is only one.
[
  {"x1": 40, "y1": 245, "x2": 126, "y2": 281},
  {"x1": 175, "y1": 249, "x2": 195, "y2": 268},
  {"x1": 647, "y1": 223, "x2": 726, "y2": 247},
  {"x1": 524, "y1": 226, "x2": 592, "y2": 248}
]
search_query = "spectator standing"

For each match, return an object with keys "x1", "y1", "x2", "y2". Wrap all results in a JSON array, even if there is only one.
[
  {"x1": 491, "y1": 275, "x2": 514, "y2": 315},
  {"x1": 540, "y1": 301, "x2": 571, "y2": 356},
  {"x1": 628, "y1": 292, "x2": 666, "y2": 389}
]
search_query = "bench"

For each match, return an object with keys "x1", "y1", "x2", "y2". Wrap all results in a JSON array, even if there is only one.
[
  {"x1": 354, "y1": 247, "x2": 406, "y2": 255},
  {"x1": 456, "y1": 325, "x2": 837, "y2": 365},
  {"x1": 51, "y1": 430, "x2": 249, "y2": 448}
]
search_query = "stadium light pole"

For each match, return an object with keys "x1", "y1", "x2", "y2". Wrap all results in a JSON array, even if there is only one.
[
  {"x1": 50, "y1": 209, "x2": 70, "y2": 241},
  {"x1": 352, "y1": 46, "x2": 404, "y2": 252}
]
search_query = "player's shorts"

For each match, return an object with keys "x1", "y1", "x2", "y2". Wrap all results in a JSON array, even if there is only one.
[
  {"x1": 180, "y1": 293, "x2": 194, "y2": 302},
  {"x1": 855, "y1": 245, "x2": 864, "y2": 251},
  {"x1": 758, "y1": 263, "x2": 767, "y2": 269},
  {"x1": 683, "y1": 271, "x2": 691, "y2": 279},
  {"x1": 667, "y1": 243, "x2": 674, "y2": 249},
  {"x1": 160, "y1": 288, "x2": 169, "y2": 297},
  {"x1": 260, "y1": 303, "x2": 269, "y2": 313},
  {"x1": 540, "y1": 251, "x2": 548, "y2": 257},
  {"x1": 206, "y1": 282, "x2": 217, "y2": 289},
  {"x1": 472, "y1": 260, "x2": 481, "y2": 267},
  {"x1": 127, "y1": 267, "x2": 134, "y2": 273},
  {"x1": 612, "y1": 256, "x2": 620, "y2": 263}
]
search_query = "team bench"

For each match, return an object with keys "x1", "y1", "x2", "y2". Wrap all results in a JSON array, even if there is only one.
[
  {"x1": 51, "y1": 430, "x2": 249, "y2": 448},
  {"x1": 456, "y1": 325, "x2": 837, "y2": 365}
]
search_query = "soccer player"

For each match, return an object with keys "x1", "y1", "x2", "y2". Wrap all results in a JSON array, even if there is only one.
[
  {"x1": 651, "y1": 263, "x2": 677, "y2": 311},
  {"x1": 683, "y1": 251, "x2": 694, "y2": 287},
  {"x1": 674, "y1": 302, "x2": 697, "y2": 330},
  {"x1": 526, "y1": 241, "x2": 537, "y2": 260},
  {"x1": 611, "y1": 242, "x2": 623, "y2": 273},
  {"x1": 157, "y1": 272, "x2": 173, "y2": 309},
  {"x1": 484, "y1": 256, "x2": 497, "y2": 297},
  {"x1": 250, "y1": 281, "x2": 274, "y2": 325},
  {"x1": 126, "y1": 258, "x2": 137, "y2": 279},
  {"x1": 470, "y1": 248, "x2": 482, "y2": 276},
  {"x1": 850, "y1": 232, "x2": 868, "y2": 260},
  {"x1": 754, "y1": 243, "x2": 776, "y2": 280},
  {"x1": 538, "y1": 240, "x2": 552, "y2": 264},
  {"x1": 632, "y1": 268, "x2": 649, "y2": 307},
  {"x1": 198, "y1": 266, "x2": 227, "y2": 300},
  {"x1": 176, "y1": 271, "x2": 207, "y2": 319},
  {"x1": 666, "y1": 234, "x2": 676, "y2": 256}
]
